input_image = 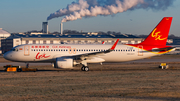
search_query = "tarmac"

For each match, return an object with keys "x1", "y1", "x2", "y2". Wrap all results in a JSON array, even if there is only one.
[{"x1": 0, "y1": 55, "x2": 180, "y2": 101}]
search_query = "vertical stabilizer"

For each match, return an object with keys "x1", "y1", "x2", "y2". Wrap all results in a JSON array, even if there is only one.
[{"x1": 139, "y1": 17, "x2": 173, "y2": 46}]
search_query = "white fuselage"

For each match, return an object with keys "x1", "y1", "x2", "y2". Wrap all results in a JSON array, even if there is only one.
[{"x1": 4, "y1": 44, "x2": 161, "y2": 63}]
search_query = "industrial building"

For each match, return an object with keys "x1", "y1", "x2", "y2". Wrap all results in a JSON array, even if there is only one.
[
  {"x1": 1, "y1": 21, "x2": 174, "y2": 54},
  {"x1": 0, "y1": 28, "x2": 11, "y2": 54},
  {"x1": 1, "y1": 33, "x2": 143, "y2": 54}
]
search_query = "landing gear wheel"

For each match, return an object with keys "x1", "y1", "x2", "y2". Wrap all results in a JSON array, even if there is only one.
[
  {"x1": 84, "y1": 66, "x2": 89, "y2": 72},
  {"x1": 81, "y1": 66, "x2": 85, "y2": 71},
  {"x1": 81, "y1": 66, "x2": 89, "y2": 71}
]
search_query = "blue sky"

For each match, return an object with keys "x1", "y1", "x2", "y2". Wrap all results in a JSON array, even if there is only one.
[{"x1": 0, "y1": 0, "x2": 180, "y2": 36}]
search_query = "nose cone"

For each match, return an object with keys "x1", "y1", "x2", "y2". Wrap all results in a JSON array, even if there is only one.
[{"x1": 3, "y1": 51, "x2": 13, "y2": 61}]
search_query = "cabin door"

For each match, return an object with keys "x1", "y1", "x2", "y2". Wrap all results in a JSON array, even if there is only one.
[
  {"x1": 138, "y1": 45, "x2": 143, "y2": 56},
  {"x1": 24, "y1": 45, "x2": 30, "y2": 56}
]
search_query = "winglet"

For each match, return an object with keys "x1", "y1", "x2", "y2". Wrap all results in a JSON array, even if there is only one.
[{"x1": 110, "y1": 39, "x2": 119, "y2": 50}]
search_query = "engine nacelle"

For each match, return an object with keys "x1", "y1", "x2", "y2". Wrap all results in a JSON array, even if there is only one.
[{"x1": 55, "y1": 58, "x2": 73, "y2": 69}]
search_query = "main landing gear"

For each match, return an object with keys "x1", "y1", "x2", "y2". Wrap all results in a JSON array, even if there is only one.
[
  {"x1": 80, "y1": 61, "x2": 89, "y2": 72},
  {"x1": 81, "y1": 65, "x2": 89, "y2": 72}
]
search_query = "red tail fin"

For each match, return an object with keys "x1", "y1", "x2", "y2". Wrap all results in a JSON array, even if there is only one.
[{"x1": 139, "y1": 17, "x2": 173, "y2": 46}]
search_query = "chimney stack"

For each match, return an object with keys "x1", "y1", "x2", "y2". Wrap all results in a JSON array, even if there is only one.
[
  {"x1": 60, "y1": 22, "x2": 63, "y2": 35},
  {"x1": 42, "y1": 22, "x2": 48, "y2": 34}
]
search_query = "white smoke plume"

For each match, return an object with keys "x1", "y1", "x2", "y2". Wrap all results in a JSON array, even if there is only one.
[{"x1": 47, "y1": 0, "x2": 175, "y2": 22}]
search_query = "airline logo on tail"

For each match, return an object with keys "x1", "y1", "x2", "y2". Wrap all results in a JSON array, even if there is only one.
[
  {"x1": 128, "y1": 17, "x2": 173, "y2": 54},
  {"x1": 151, "y1": 28, "x2": 167, "y2": 40}
]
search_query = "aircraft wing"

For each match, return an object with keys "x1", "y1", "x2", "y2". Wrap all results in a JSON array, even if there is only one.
[{"x1": 64, "y1": 39, "x2": 119, "y2": 61}]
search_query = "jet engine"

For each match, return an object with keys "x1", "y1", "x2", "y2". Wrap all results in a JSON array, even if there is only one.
[{"x1": 54, "y1": 57, "x2": 73, "y2": 69}]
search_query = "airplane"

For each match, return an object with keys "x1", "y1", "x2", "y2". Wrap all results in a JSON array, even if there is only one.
[{"x1": 3, "y1": 17, "x2": 175, "y2": 71}]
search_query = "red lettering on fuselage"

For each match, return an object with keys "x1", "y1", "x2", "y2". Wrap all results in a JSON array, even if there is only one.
[
  {"x1": 31, "y1": 45, "x2": 71, "y2": 49},
  {"x1": 35, "y1": 52, "x2": 50, "y2": 59},
  {"x1": 52, "y1": 45, "x2": 71, "y2": 48}
]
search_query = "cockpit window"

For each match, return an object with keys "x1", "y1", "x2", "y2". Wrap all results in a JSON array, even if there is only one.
[{"x1": 12, "y1": 48, "x2": 18, "y2": 51}]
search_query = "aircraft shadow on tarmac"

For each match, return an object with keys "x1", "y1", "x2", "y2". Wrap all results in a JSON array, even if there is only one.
[{"x1": 0, "y1": 67, "x2": 175, "y2": 73}]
